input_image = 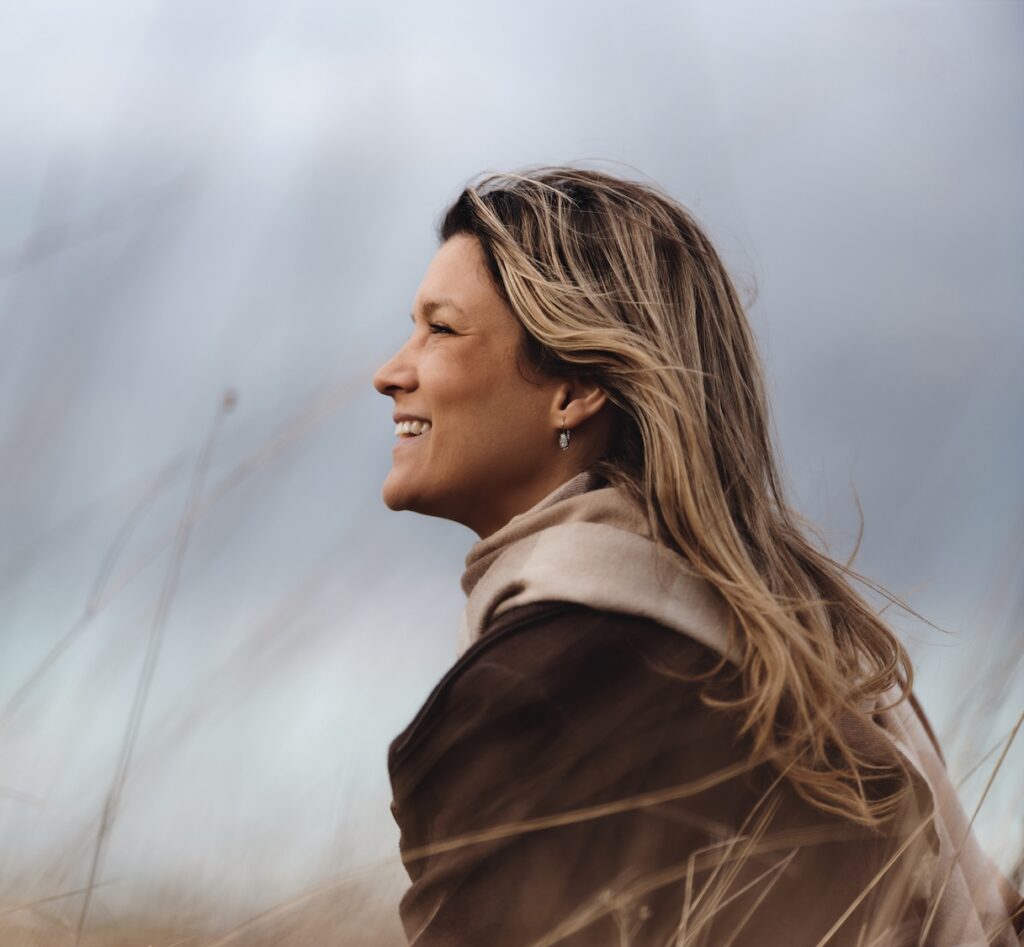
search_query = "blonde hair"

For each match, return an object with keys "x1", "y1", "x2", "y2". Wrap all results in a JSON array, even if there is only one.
[{"x1": 440, "y1": 166, "x2": 917, "y2": 826}]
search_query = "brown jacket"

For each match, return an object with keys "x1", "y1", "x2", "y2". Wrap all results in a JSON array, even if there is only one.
[{"x1": 388, "y1": 601, "x2": 1022, "y2": 946}]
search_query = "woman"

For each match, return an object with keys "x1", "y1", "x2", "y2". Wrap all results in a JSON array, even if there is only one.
[{"x1": 372, "y1": 168, "x2": 1022, "y2": 946}]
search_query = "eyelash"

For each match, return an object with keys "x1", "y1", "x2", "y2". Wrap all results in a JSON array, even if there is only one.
[{"x1": 428, "y1": 322, "x2": 455, "y2": 335}]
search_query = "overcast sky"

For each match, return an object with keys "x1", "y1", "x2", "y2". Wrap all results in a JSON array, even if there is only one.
[{"x1": 0, "y1": 0, "x2": 1021, "y2": 930}]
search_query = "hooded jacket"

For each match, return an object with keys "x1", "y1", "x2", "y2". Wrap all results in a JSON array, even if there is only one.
[{"x1": 388, "y1": 470, "x2": 1023, "y2": 946}]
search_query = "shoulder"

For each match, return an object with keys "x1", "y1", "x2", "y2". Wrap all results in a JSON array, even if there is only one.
[
  {"x1": 387, "y1": 601, "x2": 754, "y2": 944},
  {"x1": 388, "y1": 600, "x2": 717, "y2": 770}
]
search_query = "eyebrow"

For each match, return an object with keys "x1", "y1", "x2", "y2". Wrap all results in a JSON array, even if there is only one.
[{"x1": 410, "y1": 298, "x2": 466, "y2": 323}]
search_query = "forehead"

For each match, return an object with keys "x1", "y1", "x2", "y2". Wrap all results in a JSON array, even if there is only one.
[{"x1": 413, "y1": 234, "x2": 504, "y2": 318}]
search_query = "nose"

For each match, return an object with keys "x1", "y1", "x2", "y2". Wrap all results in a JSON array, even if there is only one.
[{"x1": 373, "y1": 336, "x2": 418, "y2": 398}]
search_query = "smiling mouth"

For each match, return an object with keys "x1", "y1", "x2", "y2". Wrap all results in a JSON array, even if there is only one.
[{"x1": 394, "y1": 419, "x2": 432, "y2": 437}]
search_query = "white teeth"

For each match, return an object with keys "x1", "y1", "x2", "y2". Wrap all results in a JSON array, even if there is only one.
[{"x1": 394, "y1": 420, "x2": 432, "y2": 437}]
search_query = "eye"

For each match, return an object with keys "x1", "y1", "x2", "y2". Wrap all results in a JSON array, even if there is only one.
[{"x1": 428, "y1": 322, "x2": 455, "y2": 335}]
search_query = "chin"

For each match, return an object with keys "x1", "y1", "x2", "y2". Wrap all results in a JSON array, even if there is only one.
[
  {"x1": 382, "y1": 472, "x2": 464, "y2": 524},
  {"x1": 381, "y1": 479, "x2": 411, "y2": 512},
  {"x1": 382, "y1": 470, "x2": 427, "y2": 514}
]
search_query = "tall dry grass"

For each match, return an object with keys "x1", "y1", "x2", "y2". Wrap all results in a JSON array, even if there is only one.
[{"x1": 2, "y1": 729, "x2": 1020, "y2": 945}]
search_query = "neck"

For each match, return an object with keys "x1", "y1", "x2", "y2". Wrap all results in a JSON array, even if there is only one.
[{"x1": 467, "y1": 466, "x2": 596, "y2": 539}]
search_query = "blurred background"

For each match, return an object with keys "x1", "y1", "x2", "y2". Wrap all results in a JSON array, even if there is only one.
[{"x1": 1, "y1": 0, "x2": 1021, "y2": 942}]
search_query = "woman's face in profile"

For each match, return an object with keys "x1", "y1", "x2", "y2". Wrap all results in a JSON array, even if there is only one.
[{"x1": 373, "y1": 234, "x2": 564, "y2": 537}]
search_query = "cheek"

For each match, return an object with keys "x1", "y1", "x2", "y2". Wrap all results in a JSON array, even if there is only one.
[{"x1": 454, "y1": 388, "x2": 549, "y2": 462}]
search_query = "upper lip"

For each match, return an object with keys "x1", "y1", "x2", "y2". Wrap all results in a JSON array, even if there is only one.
[{"x1": 393, "y1": 413, "x2": 431, "y2": 423}]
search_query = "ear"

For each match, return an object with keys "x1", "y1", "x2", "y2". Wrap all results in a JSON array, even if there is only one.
[{"x1": 552, "y1": 378, "x2": 609, "y2": 429}]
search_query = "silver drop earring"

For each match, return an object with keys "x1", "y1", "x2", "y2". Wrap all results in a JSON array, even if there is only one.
[{"x1": 559, "y1": 418, "x2": 571, "y2": 451}]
